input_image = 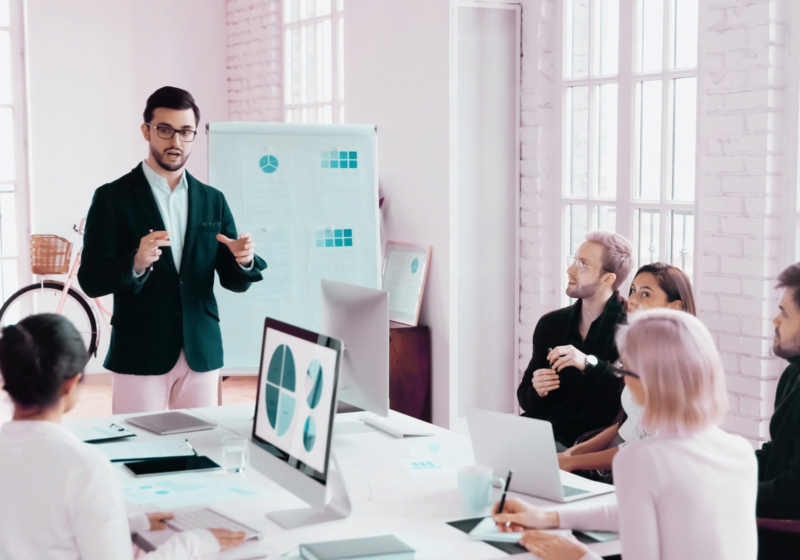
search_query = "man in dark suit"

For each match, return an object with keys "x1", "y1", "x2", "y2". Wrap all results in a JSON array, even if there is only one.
[
  {"x1": 78, "y1": 87, "x2": 267, "y2": 413},
  {"x1": 517, "y1": 231, "x2": 633, "y2": 449}
]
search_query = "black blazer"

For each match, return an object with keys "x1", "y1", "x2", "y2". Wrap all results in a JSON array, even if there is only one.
[
  {"x1": 756, "y1": 359, "x2": 800, "y2": 519},
  {"x1": 517, "y1": 293, "x2": 627, "y2": 447},
  {"x1": 78, "y1": 163, "x2": 267, "y2": 375}
]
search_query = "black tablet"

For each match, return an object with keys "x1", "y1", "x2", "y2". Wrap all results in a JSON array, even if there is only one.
[{"x1": 124, "y1": 455, "x2": 221, "y2": 477}]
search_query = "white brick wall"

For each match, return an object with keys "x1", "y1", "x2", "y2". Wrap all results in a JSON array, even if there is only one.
[
  {"x1": 226, "y1": 0, "x2": 283, "y2": 122},
  {"x1": 696, "y1": 0, "x2": 789, "y2": 447},
  {"x1": 517, "y1": 0, "x2": 795, "y2": 446}
]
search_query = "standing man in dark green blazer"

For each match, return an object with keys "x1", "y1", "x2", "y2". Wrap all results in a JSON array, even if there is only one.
[{"x1": 78, "y1": 87, "x2": 267, "y2": 413}]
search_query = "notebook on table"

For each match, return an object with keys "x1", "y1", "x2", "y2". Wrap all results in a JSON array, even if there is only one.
[
  {"x1": 125, "y1": 411, "x2": 217, "y2": 435},
  {"x1": 299, "y1": 535, "x2": 415, "y2": 560}
]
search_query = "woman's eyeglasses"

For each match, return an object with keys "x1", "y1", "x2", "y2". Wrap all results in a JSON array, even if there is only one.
[{"x1": 610, "y1": 364, "x2": 640, "y2": 379}]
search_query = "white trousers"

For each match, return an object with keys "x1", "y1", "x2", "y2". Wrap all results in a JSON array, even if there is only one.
[{"x1": 111, "y1": 350, "x2": 220, "y2": 414}]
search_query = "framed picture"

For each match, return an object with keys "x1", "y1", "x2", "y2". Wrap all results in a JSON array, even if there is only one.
[{"x1": 381, "y1": 242, "x2": 432, "y2": 326}]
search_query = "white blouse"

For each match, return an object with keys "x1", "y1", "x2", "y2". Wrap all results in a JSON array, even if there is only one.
[
  {"x1": 617, "y1": 385, "x2": 649, "y2": 445},
  {"x1": 559, "y1": 425, "x2": 758, "y2": 560},
  {"x1": 0, "y1": 420, "x2": 219, "y2": 560}
]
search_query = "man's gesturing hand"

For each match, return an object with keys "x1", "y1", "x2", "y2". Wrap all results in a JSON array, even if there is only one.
[
  {"x1": 134, "y1": 231, "x2": 171, "y2": 273},
  {"x1": 532, "y1": 368, "x2": 560, "y2": 397},
  {"x1": 216, "y1": 233, "x2": 255, "y2": 266}
]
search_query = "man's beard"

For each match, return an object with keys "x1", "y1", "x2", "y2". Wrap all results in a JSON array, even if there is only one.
[
  {"x1": 151, "y1": 146, "x2": 188, "y2": 172},
  {"x1": 774, "y1": 329, "x2": 800, "y2": 360},
  {"x1": 566, "y1": 278, "x2": 601, "y2": 300}
]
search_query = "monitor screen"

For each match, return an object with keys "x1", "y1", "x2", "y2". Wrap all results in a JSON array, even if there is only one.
[{"x1": 252, "y1": 319, "x2": 340, "y2": 485}]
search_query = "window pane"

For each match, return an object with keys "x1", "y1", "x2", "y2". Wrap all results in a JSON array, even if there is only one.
[
  {"x1": 285, "y1": 0, "x2": 299, "y2": 23},
  {"x1": 566, "y1": 204, "x2": 589, "y2": 258},
  {"x1": 323, "y1": 19, "x2": 332, "y2": 102},
  {"x1": 595, "y1": 83, "x2": 617, "y2": 198},
  {"x1": 0, "y1": 259, "x2": 17, "y2": 304},
  {"x1": 305, "y1": 22, "x2": 319, "y2": 103},
  {"x1": 0, "y1": 191, "x2": 15, "y2": 256},
  {"x1": 0, "y1": 32, "x2": 11, "y2": 103},
  {"x1": 668, "y1": 211, "x2": 694, "y2": 279},
  {"x1": 324, "y1": 104, "x2": 332, "y2": 123},
  {"x1": 0, "y1": 0, "x2": 8, "y2": 26},
  {"x1": 594, "y1": 205, "x2": 616, "y2": 232},
  {"x1": 594, "y1": 0, "x2": 619, "y2": 76},
  {"x1": 635, "y1": 80, "x2": 662, "y2": 201},
  {"x1": 567, "y1": 86, "x2": 589, "y2": 197},
  {"x1": 671, "y1": 77, "x2": 697, "y2": 201},
  {"x1": 339, "y1": 105, "x2": 344, "y2": 124},
  {"x1": 566, "y1": 0, "x2": 590, "y2": 78},
  {"x1": 337, "y1": 0, "x2": 343, "y2": 11},
  {"x1": 638, "y1": 0, "x2": 663, "y2": 72},
  {"x1": 337, "y1": 17, "x2": 344, "y2": 100},
  {"x1": 634, "y1": 209, "x2": 660, "y2": 267},
  {"x1": 0, "y1": 108, "x2": 14, "y2": 182},
  {"x1": 673, "y1": 0, "x2": 698, "y2": 68}
]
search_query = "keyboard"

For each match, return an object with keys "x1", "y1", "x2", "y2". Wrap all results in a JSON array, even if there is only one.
[
  {"x1": 563, "y1": 485, "x2": 591, "y2": 498},
  {"x1": 167, "y1": 508, "x2": 263, "y2": 541}
]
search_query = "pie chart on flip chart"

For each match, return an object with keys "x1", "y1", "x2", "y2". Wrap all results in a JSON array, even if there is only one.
[
  {"x1": 303, "y1": 416, "x2": 316, "y2": 452},
  {"x1": 259, "y1": 155, "x2": 279, "y2": 173},
  {"x1": 305, "y1": 360, "x2": 323, "y2": 409},
  {"x1": 265, "y1": 344, "x2": 296, "y2": 437}
]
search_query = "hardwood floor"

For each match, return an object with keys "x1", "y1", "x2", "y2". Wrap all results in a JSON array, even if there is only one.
[{"x1": 0, "y1": 374, "x2": 259, "y2": 422}]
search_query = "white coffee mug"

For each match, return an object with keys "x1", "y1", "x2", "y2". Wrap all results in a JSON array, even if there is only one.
[{"x1": 457, "y1": 465, "x2": 506, "y2": 516}]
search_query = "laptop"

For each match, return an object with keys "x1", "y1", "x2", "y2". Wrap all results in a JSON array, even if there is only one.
[
  {"x1": 466, "y1": 408, "x2": 615, "y2": 503},
  {"x1": 125, "y1": 411, "x2": 217, "y2": 435}
]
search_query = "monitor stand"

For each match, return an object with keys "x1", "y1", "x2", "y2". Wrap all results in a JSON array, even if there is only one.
[{"x1": 267, "y1": 451, "x2": 352, "y2": 529}]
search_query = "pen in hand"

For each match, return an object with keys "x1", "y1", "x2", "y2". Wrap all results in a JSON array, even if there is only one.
[
  {"x1": 497, "y1": 469, "x2": 513, "y2": 514},
  {"x1": 149, "y1": 229, "x2": 154, "y2": 271}
]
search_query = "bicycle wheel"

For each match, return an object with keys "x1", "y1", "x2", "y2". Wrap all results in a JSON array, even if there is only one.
[{"x1": 0, "y1": 282, "x2": 100, "y2": 357}]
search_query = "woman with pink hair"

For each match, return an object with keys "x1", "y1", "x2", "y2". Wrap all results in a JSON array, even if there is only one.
[{"x1": 493, "y1": 309, "x2": 757, "y2": 560}]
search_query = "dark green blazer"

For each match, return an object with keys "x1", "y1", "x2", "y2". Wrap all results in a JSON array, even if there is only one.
[
  {"x1": 756, "y1": 358, "x2": 800, "y2": 519},
  {"x1": 78, "y1": 163, "x2": 267, "y2": 375}
]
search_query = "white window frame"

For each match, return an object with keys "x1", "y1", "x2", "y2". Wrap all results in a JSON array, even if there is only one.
[
  {"x1": 557, "y1": 0, "x2": 698, "y2": 305},
  {"x1": 0, "y1": 0, "x2": 32, "y2": 299},
  {"x1": 283, "y1": 0, "x2": 344, "y2": 124}
]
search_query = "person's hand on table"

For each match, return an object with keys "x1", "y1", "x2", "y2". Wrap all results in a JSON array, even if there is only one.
[
  {"x1": 519, "y1": 530, "x2": 590, "y2": 560},
  {"x1": 208, "y1": 529, "x2": 246, "y2": 551},
  {"x1": 134, "y1": 231, "x2": 171, "y2": 273},
  {"x1": 557, "y1": 453, "x2": 576, "y2": 472},
  {"x1": 533, "y1": 368, "x2": 560, "y2": 397},
  {"x1": 146, "y1": 512, "x2": 174, "y2": 531},
  {"x1": 548, "y1": 346, "x2": 588, "y2": 373},
  {"x1": 216, "y1": 233, "x2": 255, "y2": 266},
  {"x1": 491, "y1": 499, "x2": 560, "y2": 532}
]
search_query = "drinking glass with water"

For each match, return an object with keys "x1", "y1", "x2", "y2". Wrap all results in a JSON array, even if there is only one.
[{"x1": 222, "y1": 436, "x2": 249, "y2": 473}]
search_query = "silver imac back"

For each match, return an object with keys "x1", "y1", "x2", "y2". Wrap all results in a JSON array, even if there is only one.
[{"x1": 321, "y1": 279, "x2": 389, "y2": 417}]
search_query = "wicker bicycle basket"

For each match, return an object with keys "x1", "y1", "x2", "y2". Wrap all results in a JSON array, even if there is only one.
[{"x1": 30, "y1": 235, "x2": 73, "y2": 275}]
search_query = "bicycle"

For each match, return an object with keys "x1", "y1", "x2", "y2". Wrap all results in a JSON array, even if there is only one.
[{"x1": 0, "y1": 219, "x2": 111, "y2": 357}]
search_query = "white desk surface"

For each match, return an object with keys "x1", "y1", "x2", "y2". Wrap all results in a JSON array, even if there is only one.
[{"x1": 64, "y1": 406, "x2": 620, "y2": 560}]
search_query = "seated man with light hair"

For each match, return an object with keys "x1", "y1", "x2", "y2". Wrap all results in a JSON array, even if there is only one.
[{"x1": 517, "y1": 231, "x2": 634, "y2": 449}]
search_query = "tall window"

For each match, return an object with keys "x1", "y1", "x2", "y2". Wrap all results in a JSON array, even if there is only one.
[
  {"x1": 561, "y1": 0, "x2": 698, "y2": 302},
  {"x1": 0, "y1": 0, "x2": 29, "y2": 302},
  {"x1": 284, "y1": 0, "x2": 344, "y2": 124}
]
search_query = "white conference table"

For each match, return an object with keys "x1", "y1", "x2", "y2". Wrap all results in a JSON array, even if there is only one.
[{"x1": 64, "y1": 406, "x2": 620, "y2": 560}]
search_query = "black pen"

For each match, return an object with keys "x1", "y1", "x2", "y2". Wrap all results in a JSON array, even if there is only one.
[{"x1": 497, "y1": 469, "x2": 513, "y2": 514}]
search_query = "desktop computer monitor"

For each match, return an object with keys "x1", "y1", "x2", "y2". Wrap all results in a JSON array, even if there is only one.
[
  {"x1": 320, "y1": 279, "x2": 389, "y2": 417},
  {"x1": 250, "y1": 317, "x2": 349, "y2": 528}
]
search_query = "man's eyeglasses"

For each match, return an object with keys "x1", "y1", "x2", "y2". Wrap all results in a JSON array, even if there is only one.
[
  {"x1": 146, "y1": 123, "x2": 197, "y2": 142},
  {"x1": 610, "y1": 364, "x2": 640, "y2": 379},
  {"x1": 569, "y1": 256, "x2": 609, "y2": 274}
]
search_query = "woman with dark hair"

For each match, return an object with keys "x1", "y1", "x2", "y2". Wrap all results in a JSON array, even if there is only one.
[
  {"x1": 0, "y1": 314, "x2": 245, "y2": 559},
  {"x1": 557, "y1": 263, "x2": 696, "y2": 474}
]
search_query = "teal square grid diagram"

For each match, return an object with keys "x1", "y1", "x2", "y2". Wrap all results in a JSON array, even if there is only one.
[
  {"x1": 315, "y1": 228, "x2": 353, "y2": 248},
  {"x1": 321, "y1": 150, "x2": 357, "y2": 169}
]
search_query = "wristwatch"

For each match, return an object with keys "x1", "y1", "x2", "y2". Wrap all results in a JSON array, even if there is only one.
[{"x1": 584, "y1": 354, "x2": 599, "y2": 372}]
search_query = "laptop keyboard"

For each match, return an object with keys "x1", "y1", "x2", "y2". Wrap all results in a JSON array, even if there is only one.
[{"x1": 563, "y1": 485, "x2": 591, "y2": 497}]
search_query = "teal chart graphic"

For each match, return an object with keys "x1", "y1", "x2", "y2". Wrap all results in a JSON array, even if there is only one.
[
  {"x1": 411, "y1": 257, "x2": 419, "y2": 274},
  {"x1": 303, "y1": 416, "x2": 316, "y2": 451},
  {"x1": 259, "y1": 155, "x2": 279, "y2": 173},
  {"x1": 265, "y1": 344, "x2": 296, "y2": 436},
  {"x1": 306, "y1": 360, "x2": 323, "y2": 409}
]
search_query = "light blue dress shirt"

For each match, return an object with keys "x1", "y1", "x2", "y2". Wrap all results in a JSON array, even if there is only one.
[{"x1": 141, "y1": 159, "x2": 189, "y2": 270}]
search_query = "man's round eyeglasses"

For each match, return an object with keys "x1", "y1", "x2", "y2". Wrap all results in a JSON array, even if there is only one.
[
  {"x1": 570, "y1": 256, "x2": 610, "y2": 274},
  {"x1": 146, "y1": 123, "x2": 197, "y2": 142}
]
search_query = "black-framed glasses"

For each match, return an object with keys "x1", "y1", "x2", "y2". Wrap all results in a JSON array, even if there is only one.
[
  {"x1": 146, "y1": 123, "x2": 197, "y2": 142},
  {"x1": 610, "y1": 364, "x2": 640, "y2": 379}
]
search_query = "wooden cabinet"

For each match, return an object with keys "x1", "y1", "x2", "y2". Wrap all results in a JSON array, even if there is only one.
[{"x1": 389, "y1": 322, "x2": 431, "y2": 423}]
